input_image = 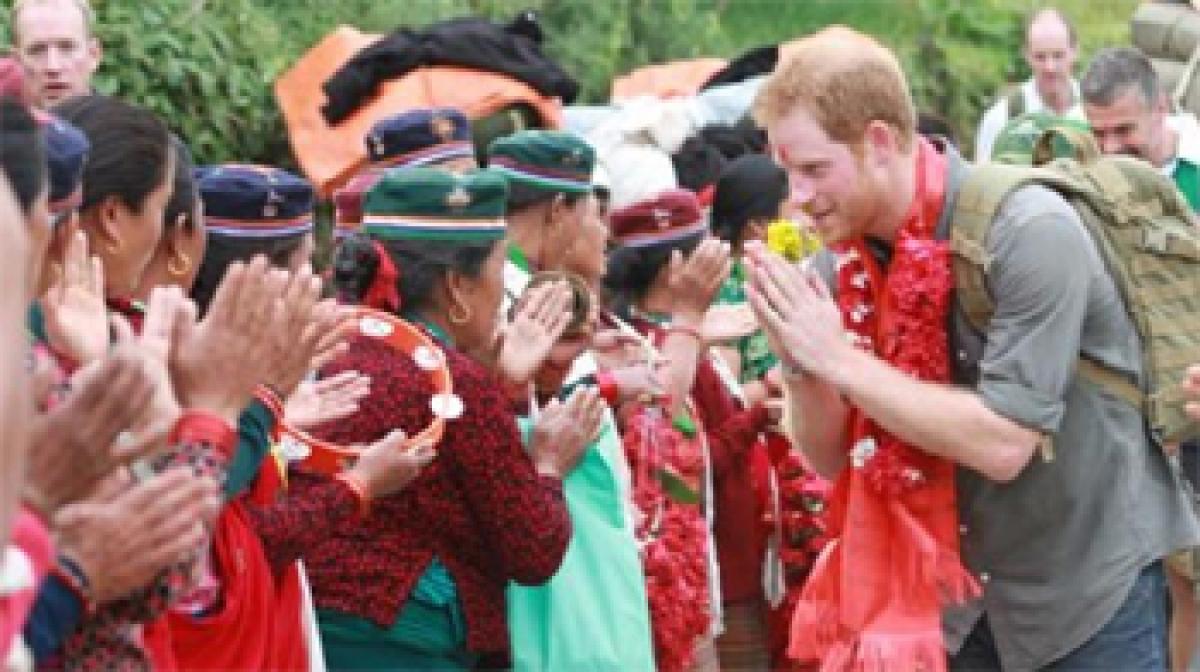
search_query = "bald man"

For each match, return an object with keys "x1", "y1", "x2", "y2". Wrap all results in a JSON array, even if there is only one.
[
  {"x1": 974, "y1": 8, "x2": 1087, "y2": 161},
  {"x1": 10, "y1": 0, "x2": 100, "y2": 109}
]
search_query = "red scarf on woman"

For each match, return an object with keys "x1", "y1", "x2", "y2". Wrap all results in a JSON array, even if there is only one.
[
  {"x1": 788, "y1": 139, "x2": 978, "y2": 671},
  {"x1": 161, "y1": 461, "x2": 309, "y2": 671}
]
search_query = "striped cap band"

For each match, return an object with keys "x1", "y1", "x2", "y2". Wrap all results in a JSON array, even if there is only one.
[
  {"x1": 376, "y1": 141, "x2": 475, "y2": 170},
  {"x1": 363, "y1": 214, "x2": 506, "y2": 242},
  {"x1": 612, "y1": 220, "x2": 707, "y2": 248},
  {"x1": 488, "y1": 157, "x2": 591, "y2": 194},
  {"x1": 206, "y1": 213, "x2": 314, "y2": 239}
]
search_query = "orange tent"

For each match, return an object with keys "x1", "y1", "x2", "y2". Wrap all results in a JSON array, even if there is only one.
[
  {"x1": 610, "y1": 57, "x2": 728, "y2": 102},
  {"x1": 274, "y1": 26, "x2": 563, "y2": 198}
]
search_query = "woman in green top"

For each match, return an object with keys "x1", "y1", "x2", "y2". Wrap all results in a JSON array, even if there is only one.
[
  {"x1": 505, "y1": 275, "x2": 656, "y2": 672},
  {"x1": 709, "y1": 154, "x2": 790, "y2": 401}
]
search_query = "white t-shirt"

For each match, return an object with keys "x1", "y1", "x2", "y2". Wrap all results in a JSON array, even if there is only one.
[
  {"x1": 974, "y1": 78, "x2": 1087, "y2": 162},
  {"x1": 1167, "y1": 113, "x2": 1200, "y2": 172}
]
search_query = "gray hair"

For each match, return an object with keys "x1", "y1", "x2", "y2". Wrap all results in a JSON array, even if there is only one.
[{"x1": 1081, "y1": 46, "x2": 1161, "y2": 107}]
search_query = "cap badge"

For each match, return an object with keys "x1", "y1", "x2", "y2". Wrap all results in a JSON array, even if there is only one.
[
  {"x1": 264, "y1": 190, "x2": 284, "y2": 218},
  {"x1": 445, "y1": 185, "x2": 472, "y2": 209},
  {"x1": 563, "y1": 148, "x2": 583, "y2": 168},
  {"x1": 653, "y1": 208, "x2": 671, "y2": 229},
  {"x1": 431, "y1": 115, "x2": 457, "y2": 143},
  {"x1": 369, "y1": 134, "x2": 386, "y2": 159}
]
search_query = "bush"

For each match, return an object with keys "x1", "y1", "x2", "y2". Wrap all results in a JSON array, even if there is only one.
[{"x1": 0, "y1": 0, "x2": 296, "y2": 165}]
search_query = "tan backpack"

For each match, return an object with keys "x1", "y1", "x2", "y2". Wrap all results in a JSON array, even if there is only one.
[{"x1": 951, "y1": 128, "x2": 1200, "y2": 446}]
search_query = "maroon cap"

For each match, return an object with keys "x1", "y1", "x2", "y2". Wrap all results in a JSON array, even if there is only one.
[
  {"x1": 333, "y1": 170, "x2": 384, "y2": 237},
  {"x1": 608, "y1": 188, "x2": 705, "y2": 248}
]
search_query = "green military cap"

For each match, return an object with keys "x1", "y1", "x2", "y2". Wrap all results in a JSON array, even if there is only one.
[
  {"x1": 487, "y1": 130, "x2": 596, "y2": 195},
  {"x1": 363, "y1": 167, "x2": 508, "y2": 242},
  {"x1": 991, "y1": 111, "x2": 1094, "y2": 166}
]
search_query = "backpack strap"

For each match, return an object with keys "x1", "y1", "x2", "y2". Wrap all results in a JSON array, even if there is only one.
[
  {"x1": 1076, "y1": 357, "x2": 1144, "y2": 409},
  {"x1": 952, "y1": 164, "x2": 1092, "y2": 460},
  {"x1": 948, "y1": 163, "x2": 1070, "y2": 331},
  {"x1": 1006, "y1": 85, "x2": 1026, "y2": 119}
]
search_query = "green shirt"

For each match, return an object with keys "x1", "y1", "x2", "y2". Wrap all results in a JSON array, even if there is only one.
[
  {"x1": 318, "y1": 560, "x2": 474, "y2": 671},
  {"x1": 713, "y1": 259, "x2": 778, "y2": 382},
  {"x1": 506, "y1": 416, "x2": 654, "y2": 672},
  {"x1": 1172, "y1": 158, "x2": 1200, "y2": 212}
]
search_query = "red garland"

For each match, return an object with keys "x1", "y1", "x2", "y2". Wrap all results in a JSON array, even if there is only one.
[
  {"x1": 765, "y1": 435, "x2": 831, "y2": 672},
  {"x1": 619, "y1": 403, "x2": 711, "y2": 672},
  {"x1": 834, "y1": 233, "x2": 954, "y2": 495},
  {"x1": 787, "y1": 139, "x2": 979, "y2": 671}
]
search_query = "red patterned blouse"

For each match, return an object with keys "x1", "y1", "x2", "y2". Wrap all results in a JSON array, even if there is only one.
[{"x1": 248, "y1": 333, "x2": 572, "y2": 654}]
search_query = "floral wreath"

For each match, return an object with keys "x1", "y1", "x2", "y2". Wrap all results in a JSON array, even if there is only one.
[{"x1": 278, "y1": 307, "x2": 460, "y2": 475}]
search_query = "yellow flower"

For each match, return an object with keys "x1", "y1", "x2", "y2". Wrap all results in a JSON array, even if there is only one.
[{"x1": 766, "y1": 218, "x2": 821, "y2": 262}]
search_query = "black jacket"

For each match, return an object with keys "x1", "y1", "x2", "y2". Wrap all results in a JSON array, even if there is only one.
[{"x1": 321, "y1": 14, "x2": 578, "y2": 124}]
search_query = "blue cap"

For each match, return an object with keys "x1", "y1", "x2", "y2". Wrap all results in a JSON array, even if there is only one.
[
  {"x1": 196, "y1": 164, "x2": 314, "y2": 238},
  {"x1": 41, "y1": 115, "x2": 88, "y2": 215},
  {"x1": 364, "y1": 108, "x2": 474, "y2": 168}
]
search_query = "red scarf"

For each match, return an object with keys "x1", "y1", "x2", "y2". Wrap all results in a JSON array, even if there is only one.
[
  {"x1": 161, "y1": 454, "x2": 309, "y2": 671},
  {"x1": 788, "y1": 139, "x2": 978, "y2": 671}
]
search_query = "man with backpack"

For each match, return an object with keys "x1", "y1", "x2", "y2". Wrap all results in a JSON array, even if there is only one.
[
  {"x1": 1083, "y1": 44, "x2": 1200, "y2": 672},
  {"x1": 748, "y1": 26, "x2": 1200, "y2": 671},
  {"x1": 1083, "y1": 46, "x2": 1200, "y2": 211},
  {"x1": 974, "y1": 8, "x2": 1085, "y2": 162}
]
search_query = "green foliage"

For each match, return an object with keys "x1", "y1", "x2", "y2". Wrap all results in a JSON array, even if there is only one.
[
  {"x1": 534, "y1": 0, "x2": 729, "y2": 102},
  {"x1": 92, "y1": 0, "x2": 292, "y2": 165},
  {"x1": 906, "y1": 0, "x2": 1025, "y2": 148}
]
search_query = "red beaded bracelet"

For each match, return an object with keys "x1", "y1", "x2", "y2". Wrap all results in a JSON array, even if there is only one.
[
  {"x1": 169, "y1": 410, "x2": 237, "y2": 456},
  {"x1": 334, "y1": 471, "x2": 371, "y2": 518},
  {"x1": 254, "y1": 385, "x2": 285, "y2": 422},
  {"x1": 254, "y1": 385, "x2": 286, "y2": 441},
  {"x1": 595, "y1": 370, "x2": 620, "y2": 406}
]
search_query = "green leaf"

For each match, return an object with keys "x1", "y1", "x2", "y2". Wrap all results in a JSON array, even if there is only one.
[
  {"x1": 657, "y1": 468, "x2": 699, "y2": 505},
  {"x1": 672, "y1": 412, "x2": 697, "y2": 438}
]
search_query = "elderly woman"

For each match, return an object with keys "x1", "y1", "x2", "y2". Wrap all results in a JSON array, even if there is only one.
[
  {"x1": 121, "y1": 158, "x2": 395, "y2": 670},
  {"x1": 252, "y1": 167, "x2": 599, "y2": 670}
]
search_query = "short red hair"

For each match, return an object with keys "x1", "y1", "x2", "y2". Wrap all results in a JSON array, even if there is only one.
[{"x1": 754, "y1": 26, "x2": 916, "y2": 152}]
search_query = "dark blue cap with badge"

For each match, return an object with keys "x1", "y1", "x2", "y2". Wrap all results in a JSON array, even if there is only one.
[
  {"x1": 196, "y1": 164, "x2": 315, "y2": 238},
  {"x1": 365, "y1": 108, "x2": 474, "y2": 169},
  {"x1": 40, "y1": 115, "x2": 89, "y2": 216}
]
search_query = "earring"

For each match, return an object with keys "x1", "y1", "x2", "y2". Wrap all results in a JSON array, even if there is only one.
[
  {"x1": 448, "y1": 302, "x2": 473, "y2": 326},
  {"x1": 167, "y1": 252, "x2": 191, "y2": 277},
  {"x1": 105, "y1": 240, "x2": 121, "y2": 255}
]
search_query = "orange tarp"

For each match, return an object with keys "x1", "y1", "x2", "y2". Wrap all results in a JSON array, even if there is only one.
[
  {"x1": 610, "y1": 57, "x2": 728, "y2": 102},
  {"x1": 274, "y1": 25, "x2": 563, "y2": 198}
]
